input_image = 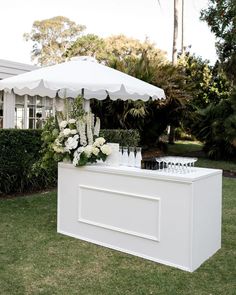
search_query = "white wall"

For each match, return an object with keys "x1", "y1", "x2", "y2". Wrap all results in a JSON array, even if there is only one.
[
  {"x1": 3, "y1": 91, "x2": 15, "y2": 128},
  {"x1": 0, "y1": 59, "x2": 38, "y2": 128},
  {"x1": 0, "y1": 59, "x2": 37, "y2": 80}
]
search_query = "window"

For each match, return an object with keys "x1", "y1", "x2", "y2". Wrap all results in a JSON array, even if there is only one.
[
  {"x1": 28, "y1": 96, "x2": 43, "y2": 129},
  {"x1": 44, "y1": 97, "x2": 54, "y2": 119},
  {"x1": 0, "y1": 91, "x2": 3, "y2": 128},
  {"x1": 15, "y1": 95, "x2": 25, "y2": 129},
  {"x1": 14, "y1": 95, "x2": 54, "y2": 129}
]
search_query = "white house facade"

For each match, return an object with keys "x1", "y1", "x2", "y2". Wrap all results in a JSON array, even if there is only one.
[
  {"x1": 0, "y1": 59, "x2": 38, "y2": 129},
  {"x1": 0, "y1": 59, "x2": 62, "y2": 129}
]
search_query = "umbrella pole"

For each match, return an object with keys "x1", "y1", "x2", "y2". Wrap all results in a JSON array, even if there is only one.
[
  {"x1": 83, "y1": 99, "x2": 91, "y2": 112},
  {"x1": 81, "y1": 88, "x2": 91, "y2": 112}
]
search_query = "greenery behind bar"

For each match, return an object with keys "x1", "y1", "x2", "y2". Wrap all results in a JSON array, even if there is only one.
[{"x1": 0, "y1": 128, "x2": 140, "y2": 195}]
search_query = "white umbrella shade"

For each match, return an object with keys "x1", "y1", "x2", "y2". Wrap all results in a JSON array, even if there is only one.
[{"x1": 0, "y1": 57, "x2": 165, "y2": 101}]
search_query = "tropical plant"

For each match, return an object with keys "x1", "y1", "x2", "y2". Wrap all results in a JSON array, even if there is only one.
[
  {"x1": 91, "y1": 51, "x2": 190, "y2": 147},
  {"x1": 191, "y1": 89, "x2": 236, "y2": 160}
]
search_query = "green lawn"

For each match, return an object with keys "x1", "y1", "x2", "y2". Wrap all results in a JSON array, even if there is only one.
[
  {"x1": 167, "y1": 140, "x2": 203, "y2": 155},
  {"x1": 0, "y1": 177, "x2": 236, "y2": 294}
]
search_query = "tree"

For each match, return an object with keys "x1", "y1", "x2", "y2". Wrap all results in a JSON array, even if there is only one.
[
  {"x1": 91, "y1": 50, "x2": 190, "y2": 147},
  {"x1": 199, "y1": 0, "x2": 236, "y2": 158},
  {"x1": 102, "y1": 35, "x2": 167, "y2": 72},
  {"x1": 200, "y1": 0, "x2": 236, "y2": 84},
  {"x1": 167, "y1": 0, "x2": 181, "y2": 143},
  {"x1": 172, "y1": 0, "x2": 180, "y2": 64},
  {"x1": 180, "y1": 53, "x2": 230, "y2": 109},
  {"x1": 177, "y1": 53, "x2": 236, "y2": 160},
  {"x1": 64, "y1": 34, "x2": 106, "y2": 60},
  {"x1": 191, "y1": 91, "x2": 236, "y2": 160},
  {"x1": 24, "y1": 16, "x2": 86, "y2": 66}
]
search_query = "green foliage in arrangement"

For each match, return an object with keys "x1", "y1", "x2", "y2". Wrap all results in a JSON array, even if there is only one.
[
  {"x1": 100, "y1": 129, "x2": 140, "y2": 147},
  {"x1": 32, "y1": 117, "x2": 59, "y2": 184},
  {"x1": 0, "y1": 129, "x2": 52, "y2": 195}
]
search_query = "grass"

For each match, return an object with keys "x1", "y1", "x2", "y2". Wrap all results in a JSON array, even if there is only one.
[
  {"x1": 0, "y1": 176, "x2": 236, "y2": 294},
  {"x1": 167, "y1": 140, "x2": 203, "y2": 155}
]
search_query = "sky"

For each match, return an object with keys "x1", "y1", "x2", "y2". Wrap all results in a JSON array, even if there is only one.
[{"x1": 0, "y1": 0, "x2": 217, "y2": 65}]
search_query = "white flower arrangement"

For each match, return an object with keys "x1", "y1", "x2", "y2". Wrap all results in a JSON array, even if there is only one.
[
  {"x1": 63, "y1": 128, "x2": 71, "y2": 137},
  {"x1": 86, "y1": 113, "x2": 94, "y2": 145},
  {"x1": 77, "y1": 119, "x2": 87, "y2": 146},
  {"x1": 59, "y1": 120, "x2": 68, "y2": 128},
  {"x1": 68, "y1": 119, "x2": 76, "y2": 124},
  {"x1": 101, "y1": 144, "x2": 112, "y2": 155},
  {"x1": 53, "y1": 113, "x2": 111, "y2": 166}
]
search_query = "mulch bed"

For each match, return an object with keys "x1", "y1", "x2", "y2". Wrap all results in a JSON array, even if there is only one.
[
  {"x1": 0, "y1": 187, "x2": 56, "y2": 199},
  {"x1": 223, "y1": 170, "x2": 236, "y2": 178}
]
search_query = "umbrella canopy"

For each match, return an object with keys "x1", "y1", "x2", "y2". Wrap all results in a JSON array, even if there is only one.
[{"x1": 0, "y1": 56, "x2": 165, "y2": 101}]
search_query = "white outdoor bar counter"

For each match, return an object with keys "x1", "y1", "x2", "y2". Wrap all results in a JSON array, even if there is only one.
[{"x1": 57, "y1": 163, "x2": 222, "y2": 272}]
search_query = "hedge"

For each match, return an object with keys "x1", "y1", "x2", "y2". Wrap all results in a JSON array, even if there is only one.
[
  {"x1": 100, "y1": 129, "x2": 140, "y2": 147},
  {"x1": 0, "y1": 128, "x2": 140, "y2": 195},
  {"x1": 0, "y1": 129, "x2": 54, "y2": 195}
]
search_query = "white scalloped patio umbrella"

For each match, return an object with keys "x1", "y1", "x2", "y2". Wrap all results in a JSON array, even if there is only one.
[{"x1": 0, "y1": 57, "x2": 165, "y2": 106}]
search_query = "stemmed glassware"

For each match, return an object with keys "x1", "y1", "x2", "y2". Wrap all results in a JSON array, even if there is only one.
[{"x1": 155, "y1": 156, "x2": 198, "y2": 174}]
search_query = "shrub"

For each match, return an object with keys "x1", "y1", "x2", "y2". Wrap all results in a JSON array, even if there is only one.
[
  {"x1": 100, "y1": 129, "x2": 140, "y2": 147},
  {"x1": 0, "y1": 129, "x2": 56, "y2": 195},
  {"x1": 191, "y1": 92, "x2": 236, "y2": 160}
]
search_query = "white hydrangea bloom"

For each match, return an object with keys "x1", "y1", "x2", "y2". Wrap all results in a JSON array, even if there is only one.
[
  {"x1": 84, "y1": 145, "x2": 93, "y2": 157},
  {"x1": 74, "y1": 146, "x2": 85, "y2": 156},
  {"x1": 94, "y1": 137, "x2": 106, "y2": 147},
  {"x1": 70, "y1": 129, "x2": 78, "y2": 135},
  {"x1": 60, "y1": 120, "x2": 68, "y2": 128},
  {"x1": 65, "y1": 135, "x2": 79, "y2": 150},
  {"x1": 92, "y1": 147, "x2": 99, "y2": 156},
  {"x1": 101, "y1": 144, "x2": 112, "y2": 156},
  {"x1": 68, "y1": 118, "x2": 76, "y2": 124},
  {"x1": 63, "y1": 128, "x2": 71, "y2": 137}
]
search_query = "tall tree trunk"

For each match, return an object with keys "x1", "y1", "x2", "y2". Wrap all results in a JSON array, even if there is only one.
[
  {"x1": 181, "y1": 0, "x2": 185, "y2": 55},
  {"x1": 169, "y1": 0, "x2": 180, "y2": 144},
  {"x1": 172, "y1": 0, "x2": 179, "y2": 65}
]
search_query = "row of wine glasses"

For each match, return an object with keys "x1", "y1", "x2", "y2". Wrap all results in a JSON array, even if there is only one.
[
  {"x1": 155, "y1": 156, "x2": 198, "y2": 174},
  {"x1": 119, "y1": 147, "x2": 142, "y2": 168}
]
